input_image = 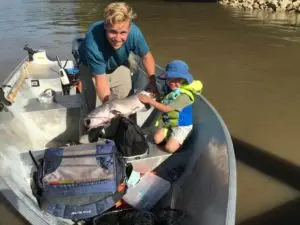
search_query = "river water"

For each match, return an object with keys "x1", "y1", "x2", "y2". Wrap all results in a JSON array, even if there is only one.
[{"x1": 1, "y1": 0, "x2": 300, "y2": 224}]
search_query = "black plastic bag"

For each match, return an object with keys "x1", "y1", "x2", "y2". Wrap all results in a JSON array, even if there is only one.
[{"x1": 112, "y1": 116, "x2": 149, "y2": 159}]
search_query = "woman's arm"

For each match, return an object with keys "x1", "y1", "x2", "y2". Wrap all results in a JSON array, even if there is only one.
[
  {"x1": 142, "y1": 52, "x2": 156, "y2": 77},
  {"x1": 94, "y1": 74, "x2": 110, "y2": 103},
  {"x1": 142, "y1": 52, "x2": 159, "y2": 97}
]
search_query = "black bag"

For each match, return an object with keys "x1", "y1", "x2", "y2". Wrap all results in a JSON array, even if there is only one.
[{"x1": 113, "y1": 116, "x2": 149, "y2": 160}]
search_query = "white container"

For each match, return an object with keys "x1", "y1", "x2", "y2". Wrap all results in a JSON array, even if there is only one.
[
  {"x1": 123, "y1": 172, "x2": 171, "y2": 210},
  {"x1": 127, "y1": 170, "x2": 141, "y2": 188},
  {"x1": 59, "y1": 68, "x2": 70, "y2": 85}
]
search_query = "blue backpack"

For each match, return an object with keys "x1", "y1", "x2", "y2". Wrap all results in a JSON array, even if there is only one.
[{"x1": 29, "y1": 139, "x2": 130, "y2": 221}]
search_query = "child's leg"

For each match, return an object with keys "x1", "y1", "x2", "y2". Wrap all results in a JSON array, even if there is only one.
[
  {"x1": 153, "y1": 128, "x2": 168, "y2": 144},
  {"x1": 165, "y1": 138, "x2": 181, "y2": 153},
  {"x1": 165, "y1": 125, "x2": 193, "y2": 153}
]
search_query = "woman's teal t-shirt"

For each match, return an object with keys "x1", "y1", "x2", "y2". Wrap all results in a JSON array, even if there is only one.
[{"x1": 79, "y1": 21, "x2": 150, "y2": 75}]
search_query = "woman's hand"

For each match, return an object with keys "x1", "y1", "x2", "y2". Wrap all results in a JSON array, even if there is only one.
[
  {"x1": 145, "y1": 82, "x2": 159, "y2": 99},
  {"x1": 148, "y1": 76, "x2": 159, "y2": 98}
]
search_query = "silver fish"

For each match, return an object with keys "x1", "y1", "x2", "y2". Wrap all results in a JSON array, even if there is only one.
[{"x1": 83, "y1": 91, "x2": 152, "y2": 130}]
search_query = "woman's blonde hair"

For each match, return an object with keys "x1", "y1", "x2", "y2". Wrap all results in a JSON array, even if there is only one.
[{"x1": 103, "y1": 2, "x2": 137, "y2": 27}]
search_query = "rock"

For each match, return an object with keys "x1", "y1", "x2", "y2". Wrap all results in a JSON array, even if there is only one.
[
  {"x1": 293, "y1": 0, "x2": 300, "y2": 7},
  {"x1": 278, "y1": 0, "x2": 290, "y2": 8},
  {"x1": 267, "y1": 6, "x2": 275, "y2": 11},
  {"x1": 253, "y1": 2, "x2": 260, "y2": 8},
  {"x1": 218, "y1": 0, "x2": 300, "y2": 13},
  {"x1": 286, "y1": 2, "x2": 294, "y2": 9},
  {"x1": 266, "y1": 2, "x2": 277, "y2": 11}
]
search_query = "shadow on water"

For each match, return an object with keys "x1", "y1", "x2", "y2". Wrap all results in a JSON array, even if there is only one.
[
  {"x1": 233, "y1": 137, "x2": 300, "y2": 191},
  {"x1": 0, "y1": 190, "x2": 30, "y2": 225},
  {"x1": 233, "y1": 137, "x2": 300, "y2": 225},
  {"x1": 237, "y1": 197, "x2": 300, "y2": 225}
]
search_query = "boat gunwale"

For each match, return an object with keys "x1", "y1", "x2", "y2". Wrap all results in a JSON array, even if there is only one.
[
  {"x1": 0, "y1": 56, "x2": 29, "y2": 106},
  {"x1": 197, "y1": 93, "x2": 237, "y2": 225}
]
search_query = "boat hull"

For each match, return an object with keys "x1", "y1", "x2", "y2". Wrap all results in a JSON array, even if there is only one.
[{"x1": 0, "y1": 47, "x2": 236, "y2": 225}]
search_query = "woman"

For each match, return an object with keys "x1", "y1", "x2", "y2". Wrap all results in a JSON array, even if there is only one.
[
  {"x1": 79, "y1": 2, "x2": 158, "y2": 111},
  {"x1": 78, "y1": 2, "x2": 158, "y2": 140}
]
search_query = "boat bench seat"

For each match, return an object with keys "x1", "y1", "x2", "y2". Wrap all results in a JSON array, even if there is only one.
[
  {"x1": 26, "y1": 62, "x2": 78, "y2": 99},
  {"x1": 121, "y1": 108, "x2": 191, "y2": 175},
  {"x1": 19, "y1": 94, "x2": 85, "y2": 148},
  {"x1": 25, "y1": 75, "x2": 64, "y2": 99},
  {"x1": 126, "y1": 138, "x2": 190, "y2": 177},
  {"x1": 4, "y1": 62, "x2": 61, "y2": 103}
]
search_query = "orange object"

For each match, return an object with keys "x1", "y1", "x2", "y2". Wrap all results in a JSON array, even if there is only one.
[
  {"x1": 76, "y1": 80, "x2": 82, "y2": 93},
  {"x1": 141, "y1": 171, "x2": 157, "y2": 176},
  {"x1": 115, "y1": 199, "x2": 124, "y2": 208},
  {"x1": 115, "y1": 183, "x2": 126, "y2": 208},
  {"x1": 118, "y1": 184, "x2": 126, "y2": 191},
  {"x1": 7, "y1": 73, "x2": 27, "y2": 103}
]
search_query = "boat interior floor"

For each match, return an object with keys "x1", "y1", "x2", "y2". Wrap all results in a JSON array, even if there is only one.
[
  {"x1": 18, "y1": 57, "x2": 193, "y2": 182},
  {"x1": 91, "y1": 129, "x2": 193, "y2": 185},
  {"x1": 4, "y1": 57, "x2": 194, "y2": 215}
]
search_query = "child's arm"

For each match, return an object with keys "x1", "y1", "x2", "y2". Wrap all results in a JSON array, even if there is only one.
[
  {"x1": 148, "y1": 99, "x2": 173, "y2": 112},
  {"x1": 138, "y1": 94, "x2": 173, "y2": 112}
]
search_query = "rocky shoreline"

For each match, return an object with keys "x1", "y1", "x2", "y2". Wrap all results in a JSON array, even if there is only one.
[{"x1": 218, "y1": 0, "x2": 300, "y2": 12}]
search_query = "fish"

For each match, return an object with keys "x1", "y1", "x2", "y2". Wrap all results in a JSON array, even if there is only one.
[{"x1": 83, "y1": 91, "x2": 152, "y2": 130}]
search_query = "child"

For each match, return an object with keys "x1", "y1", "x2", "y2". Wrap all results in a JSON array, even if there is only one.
[{"x1": 137, "y1": 60, "x2": 203, "y2": 153}]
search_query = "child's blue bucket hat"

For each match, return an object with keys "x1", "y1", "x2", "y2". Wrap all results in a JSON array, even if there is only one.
[{"x1": 164, "y1": 60, "x2": 193, "y2": 84}]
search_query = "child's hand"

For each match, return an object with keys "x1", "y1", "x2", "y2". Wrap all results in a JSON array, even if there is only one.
[{"x1": 137, "y1": 93, "x2": 152, "y2": 104}]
